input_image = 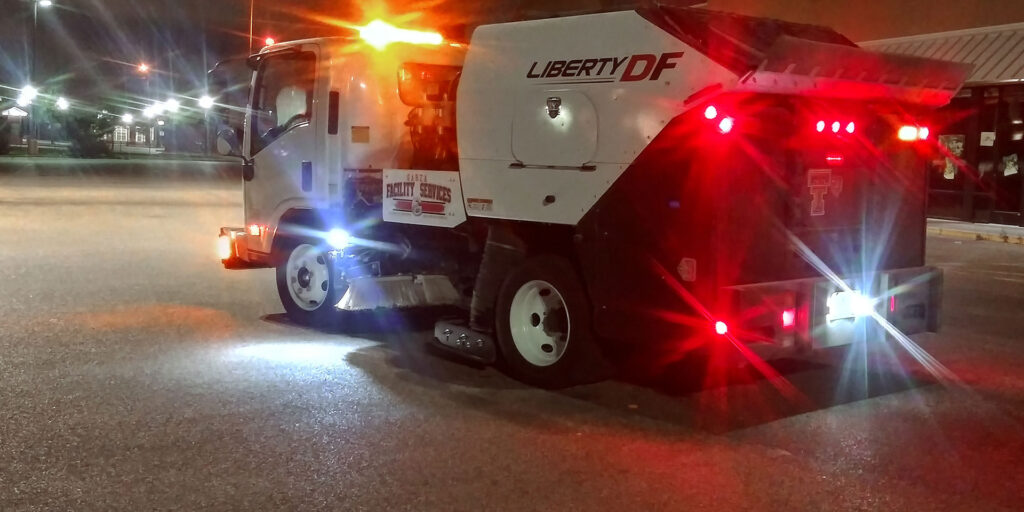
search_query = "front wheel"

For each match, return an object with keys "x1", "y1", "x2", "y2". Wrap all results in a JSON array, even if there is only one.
[
  {"x1": 276, "y1": 241, "x2": 345, "y2": 326},
  {"x1": 494, "y1": 255, "x2": 611, "y2": 388}
]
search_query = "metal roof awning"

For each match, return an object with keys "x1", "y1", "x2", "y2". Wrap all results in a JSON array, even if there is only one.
[
  {"x1": 1, "y1": 106, "x2": 28, "y2": 117},
  {"x1": 860, "y1": 22, "x2": 1024, "y2": 86}
]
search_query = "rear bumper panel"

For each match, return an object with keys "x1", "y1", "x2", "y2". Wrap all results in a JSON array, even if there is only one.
[{"x1": 725, "y1": 265, "x2": 942, "y2": 350}]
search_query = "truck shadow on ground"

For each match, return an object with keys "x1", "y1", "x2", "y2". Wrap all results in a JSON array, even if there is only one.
[
  {"x1": 262, "y1": 310, "x2": 934, "y2": 434},
  {"x1": 593, "y1": 351, "x2": 934, "y2": 433}
]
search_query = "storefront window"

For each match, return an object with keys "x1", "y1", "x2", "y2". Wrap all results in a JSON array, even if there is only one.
[
  {"x1": 928, "y1": 95, "x2": 973, "y2": 218},
  {"x1": 927, "y1": 85, "x2": 1024, "y2": 224},
  {"x1": 994, "y1": 86, "x2": 1024, "y2": 217}
]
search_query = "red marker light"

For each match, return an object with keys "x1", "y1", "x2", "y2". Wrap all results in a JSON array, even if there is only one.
[
  {"x1": 265, "y1": 37, "x2": 276, "y2": 46},
  {"x1": 831, "y1": 121, "x2": 841, "y2": 133},
  {"x1": 781, "y1": 309, "x2": 796, "y2": 328},
  {"x1": 825, "y1": 153, "x2": 844, "y2": 165},
  {"x1": 890, "y1": 296, "x2": 897, "y2": 312},
  {"x1": 718, "y1": 117, "x2": 734, "y2": 134},
  {"x1": 918, "y1": 126, "x2": 930, "y2": 140},
  {"x1": 704, "y1": 105, "x2": 718, "y2": 120},
  {"x1": 846, "y1": 121, "x2": 855, "y2": 134},
  {"x1": 816, "y1": 120, "x2": 825, "y2": 132},
  {"x1": 714, "y1": 321, "x2": 729, "y2": 335},
  {"x1": 248, "y1": 224, "x2": 262, "y2": 236},
  {"x1": 898, "y1": 125, "x2": 918, "y2": 141}
]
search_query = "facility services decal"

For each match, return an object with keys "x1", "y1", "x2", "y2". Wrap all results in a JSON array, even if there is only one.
[{"x1": 383, "y1": 169, "x2": 466, "y2": 228}]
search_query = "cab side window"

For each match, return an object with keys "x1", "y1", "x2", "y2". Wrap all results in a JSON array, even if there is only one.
[{"x1": 250, "y1": 51, "x2": 316, "y2": 155}]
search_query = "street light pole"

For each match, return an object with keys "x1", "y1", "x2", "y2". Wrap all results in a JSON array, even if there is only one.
[
  {"x1": 248, "y1": 0, "x2": 255, "y2": 54},
  {"x1": 29, "y1": 0, "x2": 39, "y2": 155},
  {"x1": 27, "y1": 0, "x2": 53, "y2": 156}
]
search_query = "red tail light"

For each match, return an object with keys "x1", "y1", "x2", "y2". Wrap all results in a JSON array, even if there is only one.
[
  {"x1": 714, "y1": 321, "x2": 729, "y2": 335},
  {"x1": 717, "y1": 117, "x2": 734, "y2": 134},
  {"x1": 898, "y1": 125, "x2": 929, "y2": 141},
  {"x1": 781, "y1": 309, "x2": 796, "y2": 328},
  {"x1": 704, "y1": 105, "x2": 718, "y2": 120},
  {"x1": 815, "y1": 120, "x2": 856, "y2": 135}
]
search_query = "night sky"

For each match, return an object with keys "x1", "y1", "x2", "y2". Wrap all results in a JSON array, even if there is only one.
[
  {"x1": 0, "y1": 0, "x2": 698, "y2": 110},
  {"x1": 0, "y1": 0, "x2": 495, "y2": 107}
]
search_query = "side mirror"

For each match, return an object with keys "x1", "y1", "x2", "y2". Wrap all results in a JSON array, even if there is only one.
[{"x1": 216, "y1": 128, "x2": 242, "y2": 157}]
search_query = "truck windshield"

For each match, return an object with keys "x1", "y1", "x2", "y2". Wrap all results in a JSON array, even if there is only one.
[{"x1": 250, "y1": 51, "x2": 316, "y2": 155}]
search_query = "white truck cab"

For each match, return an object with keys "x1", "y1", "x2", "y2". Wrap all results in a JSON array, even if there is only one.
[
  {"x1": 217, "y1": 9, "x2": 967, "y2": 388},
  {"x1": 227, "y1": 37, "x2": 466, "y2": 264}
]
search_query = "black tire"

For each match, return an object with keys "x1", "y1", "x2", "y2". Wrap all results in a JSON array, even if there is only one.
[
  {"x1": 275, "y1": 239, "x2": 345, "y2": 327},
  {"x1": 494, "y1": 255, "x2": 611, "y2": 388}
]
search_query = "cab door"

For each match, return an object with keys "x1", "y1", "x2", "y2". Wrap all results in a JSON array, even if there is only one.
[{"x1": 243, "y1": 46, "x2": 323, "y2": 248}]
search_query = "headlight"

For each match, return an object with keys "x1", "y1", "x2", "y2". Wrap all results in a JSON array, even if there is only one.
[
  {"x1": 827, "y1": 290, "x2": 875, "y2": 322},
  {"x1": 326, "y1": 228, "x2": 350, "y2": 249},
  {"x1": 850, "y1": 293, "x2": 874, "y2": 317},
  {"x1": 217, "y1": 235, "x2": 233, "y2": 260}
]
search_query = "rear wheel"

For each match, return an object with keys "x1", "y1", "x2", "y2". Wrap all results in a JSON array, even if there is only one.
[
  {"x1": 276, "y1": 240, "x2": 345, "y2": 326},
  {"x1": 495, "y1": 255, "x2": 610, "y2": 388}
]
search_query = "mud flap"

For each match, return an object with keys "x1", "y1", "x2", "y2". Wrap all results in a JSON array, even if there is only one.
[{"x1": 469, "y1": 225, "x2": 526, "y2": 332}]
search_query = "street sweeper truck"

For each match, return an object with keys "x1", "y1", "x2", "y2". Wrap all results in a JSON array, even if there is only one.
[{"x1": 215, "y1": 7, "x2": 968, "y2": 387}]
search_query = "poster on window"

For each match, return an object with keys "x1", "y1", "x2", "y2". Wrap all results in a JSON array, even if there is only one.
[
  {"x1": 980, "y1": 131, "x2": 996, "y2": 147},
  {"x1": 939, "y1": 134, "x2": 965, "y2": 180},
  {"x1": 1004, "y1": 153, "x2": 1019, "y2": 176}
]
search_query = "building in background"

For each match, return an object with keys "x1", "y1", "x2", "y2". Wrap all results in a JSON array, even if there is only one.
[
  {"x1": 1, "y1": 107, "x2": 28, "y2": 147},
  {"x1": 861, "y1": 25, "x2": 1024, "y2": 225},
  {"x1": 708, "y1": 0, "x2": 1024, "y2": 225}
]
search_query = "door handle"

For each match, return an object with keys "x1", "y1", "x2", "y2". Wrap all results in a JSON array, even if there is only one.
[{"x1": 508, "y1": 161, "x2": 596, "y2": 172}]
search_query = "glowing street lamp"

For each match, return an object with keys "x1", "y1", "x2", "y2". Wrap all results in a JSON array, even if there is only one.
[
  {"x1": 122, "y1": 113, "x2": 134, "y2": 125},
  {"x1": 264, "y1": 36, "x2": 276, "y2": 46},
  {"x1": 138, "y1": 62, "x2": 149, "y2": 74},
  {"x1": 198, "y1": 95, "x2": 215, "y2": 109},
  {"x1": 164, "y1": 98, "x2": 180, "y2": 113},
  {"x1": 38, "y1": 0, "x2": 53, "y2": 6},
  {"x1": 16, "y1": 85, "x2": 38, "y2": 107},
  {"x1": 55, "y1": 97, "x2": 69, "y2": 111}
]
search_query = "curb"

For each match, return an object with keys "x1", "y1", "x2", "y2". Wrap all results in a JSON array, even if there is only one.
[{"x1": 927, "y1": 227, "x2": 1024, "y2": 245}]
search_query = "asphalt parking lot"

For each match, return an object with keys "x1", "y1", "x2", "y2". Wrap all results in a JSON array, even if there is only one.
[{"x1": 1, "y1": 162, "x2": 1022, "y2": 510}]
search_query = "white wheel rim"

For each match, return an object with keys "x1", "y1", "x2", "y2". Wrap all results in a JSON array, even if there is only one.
[
  {"x1": 509, "y1": 279, "x2": 570, "y2": 367},
  {"x1": 285, "y1": 244, "x2": 330, "y2": 311}
]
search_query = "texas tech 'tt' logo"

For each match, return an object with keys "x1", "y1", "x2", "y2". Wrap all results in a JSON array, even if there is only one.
[{"x1": 807, "y1": 169, "x2": 844, "y2": 216}]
